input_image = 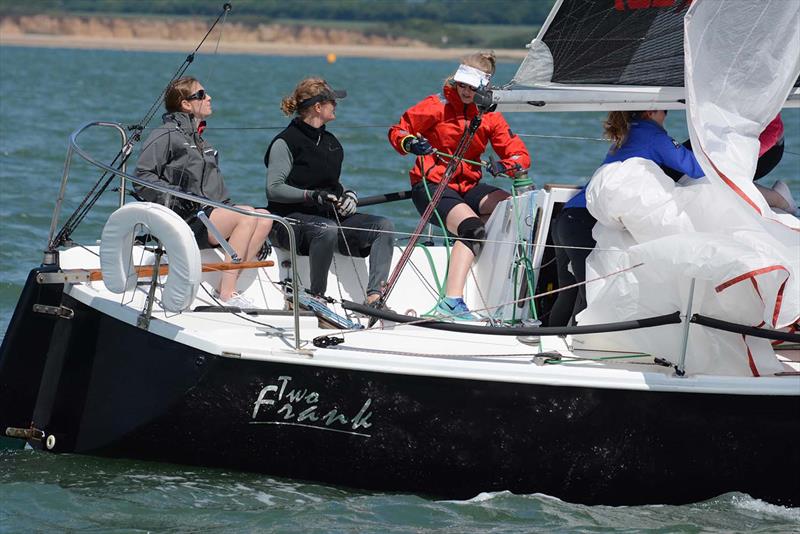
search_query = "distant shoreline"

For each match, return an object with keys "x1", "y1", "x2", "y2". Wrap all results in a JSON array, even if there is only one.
[{"x1": 0, "y1": 34, "x2": 528, "y2": 62}]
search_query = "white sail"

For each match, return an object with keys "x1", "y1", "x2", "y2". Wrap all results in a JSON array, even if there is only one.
[
  {"x1": 684, "y1": 0, "x2": 800, "y2": 324},
  {"x1": 561, "y1": 0, "x2": 799, "y2": 376}
]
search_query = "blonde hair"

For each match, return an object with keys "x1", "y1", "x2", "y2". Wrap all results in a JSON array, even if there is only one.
[
  {"x1": 603, "y1": 111, "x2": 636, "y2": 150},
  {"x1": 164, "y1": 76, "x2": 200, "y2": 113},
  {"x1": 462, "y1": 50, "x2": 496, "y2": 76},
  {"x1": 446, "y1": 50, "x2": 497, "y2": 86},
  {"x1": 280, "y1": 77, "x2": 330, "y2": 116}
]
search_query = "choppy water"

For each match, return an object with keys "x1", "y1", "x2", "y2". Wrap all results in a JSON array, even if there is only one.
[
  {"x1": 2, "y1": 448, "x2": 799, "y2": 533},
  {"x1": 0, "y1": 45, "x2": 799, "y2": 531}
]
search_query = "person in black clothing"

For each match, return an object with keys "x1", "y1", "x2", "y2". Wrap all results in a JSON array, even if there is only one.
[
  {"x1": 265, "y1": 77, "x2": 395, "y2": 305},
  {"x1": 136, "y1": 77, "x2": 272, "y2": 308}
]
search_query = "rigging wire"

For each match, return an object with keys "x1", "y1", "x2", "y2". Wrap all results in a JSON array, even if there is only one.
[
  {"x1": 203, "y1": 4, "x2": 231, "y2": 89},
  {"x1": 327, "y1": 261, "x2": 648, "y2": 337},
  {"x1": 197, "y1": 124, "x2": 613, "y2": 143}
]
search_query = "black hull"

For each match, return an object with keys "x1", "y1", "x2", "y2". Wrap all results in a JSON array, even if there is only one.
[
  {"x1": 0, "y1": 266, "x2": 63, "y2": 432},
  {"x1": 2, "y1": 275, "x2": 799, "y2": 506}
]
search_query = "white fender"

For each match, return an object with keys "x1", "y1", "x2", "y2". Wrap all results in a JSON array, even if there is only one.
[{"x1": 100, "y1": 202, "x2": 202, "y2": 312}]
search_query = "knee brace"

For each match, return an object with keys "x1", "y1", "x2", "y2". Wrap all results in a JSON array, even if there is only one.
[{"x1": 457, "y1": 217, "x2": 486, "y2": 257}]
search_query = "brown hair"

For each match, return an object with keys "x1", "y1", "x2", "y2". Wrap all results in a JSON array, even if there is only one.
[
  {"x1": 281, "y1": 77, "x2": 330, "y2": 116},
  {"x1": 164, "y1": 76, "x2": 200, "y2": 113},
  {"x1": 603, "y1": 111, "x2": 637, "y2": 150}
]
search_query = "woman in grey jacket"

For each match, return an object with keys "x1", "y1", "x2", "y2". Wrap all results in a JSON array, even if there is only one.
[{"x1": 136, "y1": 76, "x2": 272, "y2": 308}]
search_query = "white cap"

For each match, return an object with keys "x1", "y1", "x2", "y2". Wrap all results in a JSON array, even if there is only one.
[{"x1": 453, "y1": 64, "x2": 491, "y2": 89}]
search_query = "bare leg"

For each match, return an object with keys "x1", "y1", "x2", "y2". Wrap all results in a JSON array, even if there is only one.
[
  {"x1": 442, "y1": 190, "x2": 511, "y2": 297},
  {"x1": 208, "y1": 205, "x2": 258, "y2": 300},
  {"x1": 755, "y1": 183, "x2": 792, "y2": 212},
  {"x1": 477, "y1": 190, "x2": 511, "y2": 222},
  {"x1": 244, "y1": 208, "x2": 273, "y2": 261},
  {"x1": 443, "y1": 204, "x2": 478, "y2": 298}
]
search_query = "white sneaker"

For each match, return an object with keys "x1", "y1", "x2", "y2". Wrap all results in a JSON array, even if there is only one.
[
  {"x1": 772, "y1": 180, "x2": 798, "y2": 216},
  {"x1": 221, "y1": 292, "x2": 256, "y2": 309}
]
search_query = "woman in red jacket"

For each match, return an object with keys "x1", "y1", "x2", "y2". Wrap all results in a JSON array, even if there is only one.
[{"x1": 388, "y1": 51, "x2": 530, "y2": 319}]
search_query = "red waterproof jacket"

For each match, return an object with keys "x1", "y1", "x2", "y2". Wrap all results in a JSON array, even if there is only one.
[{"x1": 388, "y1": 84, "x2": 530, "y2": 195}]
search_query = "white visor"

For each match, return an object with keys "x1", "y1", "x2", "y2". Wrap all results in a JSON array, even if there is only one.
[{"x1": 453, "y1": 64, "x2": 491, "y2": 89}]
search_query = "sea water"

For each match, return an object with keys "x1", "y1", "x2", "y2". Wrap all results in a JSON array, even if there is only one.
[{"x1": 1, "y1": 45, "x2": 799, "y2": 532}]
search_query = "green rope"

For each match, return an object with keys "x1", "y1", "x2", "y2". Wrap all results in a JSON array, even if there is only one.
[
  {"x1": 413, "y1": 241, "x2": 445, "y2": 296},
  {"x1": 421, "y1": 176, "x2": 452, "y2": 316},
  {"x1": 512, "y1": 175, "x2": 534, "y2": 190}
]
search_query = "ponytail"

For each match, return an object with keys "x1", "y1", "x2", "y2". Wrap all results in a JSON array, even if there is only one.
[
  {"x1": 281, "y1": 77, "x2": 329, "y2": 117},
  {"x1": 603, "y1": 111, "x2": 635, "y2": 150}
]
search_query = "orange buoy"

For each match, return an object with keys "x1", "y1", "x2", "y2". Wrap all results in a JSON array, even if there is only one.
[{"x1": 327, "y1": 53, "x2": 337, "y2": 64}]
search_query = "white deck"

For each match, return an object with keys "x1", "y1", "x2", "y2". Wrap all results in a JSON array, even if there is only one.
[{"x1": 57, "y1": 245, "x2": 800, "y2": 397}]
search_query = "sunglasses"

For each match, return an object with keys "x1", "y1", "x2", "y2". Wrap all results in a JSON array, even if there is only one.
[
  {"x1": 456, "y1": 82, "x2": 478, "y2": 91},
  {"x1": 185, "y1": 89, "x2": 207, "y2": 101}
]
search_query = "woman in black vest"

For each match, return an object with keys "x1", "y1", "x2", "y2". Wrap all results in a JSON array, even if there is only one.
[{"x1": 265, "y1": 77, "x2": 395, "y2": 305}]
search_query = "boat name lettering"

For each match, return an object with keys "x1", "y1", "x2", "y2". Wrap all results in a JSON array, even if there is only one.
[{"x1": 251, "y1": 375, "x2": 373, "y2": 433}]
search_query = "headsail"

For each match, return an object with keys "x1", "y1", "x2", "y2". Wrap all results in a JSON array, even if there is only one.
[
  {"x1": 568, "y1": 0, "x2": 799, "y2": 376},
  {"x1": 684, "y1": 0, "x2": 800, "y2": 323},
  {"x1": 685, "y1": 0, "x2": 800, "y2": 214},
  {"x1": 495, "y1": 0, "x2": 800, "y2": 112}
]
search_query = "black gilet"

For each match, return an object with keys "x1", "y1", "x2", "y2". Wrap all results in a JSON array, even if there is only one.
[{"x1": 265, "y1": 117, "x2": 344, "y2": 217}]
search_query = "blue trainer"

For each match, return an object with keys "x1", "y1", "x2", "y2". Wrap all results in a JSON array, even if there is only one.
[{"x1": 435, "y1": 297, "x2": 477, "y2": 320}]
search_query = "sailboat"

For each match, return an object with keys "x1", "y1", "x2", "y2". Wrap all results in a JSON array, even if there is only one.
[{"x1": 1, "y1": 0, "x2": 798, "y2": 506}]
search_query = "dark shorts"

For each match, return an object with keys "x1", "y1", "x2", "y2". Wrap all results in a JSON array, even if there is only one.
[
  {"x1": 754, "y1": 138, "x2": 784, "y2": 181},
  {"x1": 411, "y1": 181, "x2": 506, "y2": 224}
]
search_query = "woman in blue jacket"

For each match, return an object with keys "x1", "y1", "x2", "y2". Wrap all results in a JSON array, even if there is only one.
[{"x1": 549, "y1": 110, "x2": 704, "y2": 327}]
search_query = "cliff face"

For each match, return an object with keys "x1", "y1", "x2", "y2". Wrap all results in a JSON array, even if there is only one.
[{"x1": 0, "y1": 14, "x2": 426, "y2": 47}]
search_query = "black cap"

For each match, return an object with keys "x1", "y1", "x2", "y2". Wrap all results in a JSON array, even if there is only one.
[{"x1": 297, "y1": 88, "x2": 347, "y2": 109}]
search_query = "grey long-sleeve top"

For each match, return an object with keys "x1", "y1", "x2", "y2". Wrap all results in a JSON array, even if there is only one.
[{"x1": 265, "y1": 138, "x2": 307, "y2": 204}]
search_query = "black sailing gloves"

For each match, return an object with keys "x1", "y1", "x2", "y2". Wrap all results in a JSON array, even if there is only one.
[
  {"x1": 402, "y1": 134, "x2": 435, "y2": 156},
  {"x1": 487, "y1": 159, "x2": 524, "y2": 178},
  {"x1": 306, "y1": 189, "x2": 358, "y2": 218},
  {"x1": 308, "y1": 190, "x2": 338, "y2": 207}
]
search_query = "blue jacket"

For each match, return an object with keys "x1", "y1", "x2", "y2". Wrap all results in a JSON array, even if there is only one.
[{"x1": 564, "y1": 119, "x2": 704, "y2": 209}]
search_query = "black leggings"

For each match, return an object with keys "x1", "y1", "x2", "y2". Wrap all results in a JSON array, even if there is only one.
[
  {"x1": 549, "y1": 207, "x2": 597, "y2": 327},
  {"x1": 270, "y1": 211, "x2": 395, "y2": 297}
]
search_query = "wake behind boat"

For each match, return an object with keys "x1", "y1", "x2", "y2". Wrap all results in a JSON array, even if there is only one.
[{"x1": 1, "y1": 0, "x2": 799, "y2": 507}]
